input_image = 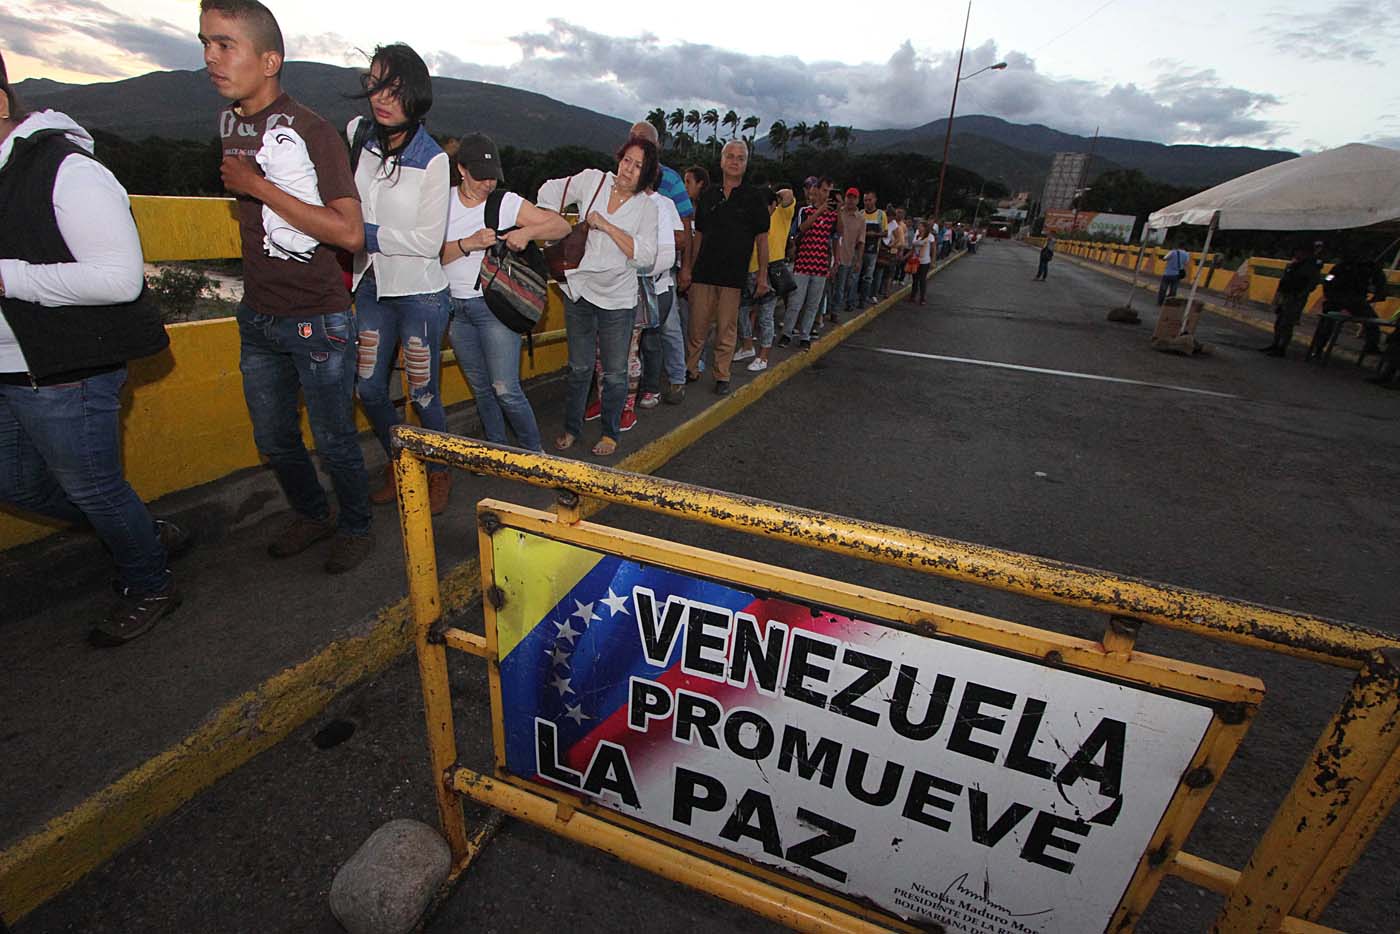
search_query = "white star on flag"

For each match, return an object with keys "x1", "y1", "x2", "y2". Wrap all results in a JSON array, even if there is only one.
[
  {"x1": 545, "y1": 645, "x2": 571, "y2": 668},
  {"x1": 564, "y1": 704, "x2": 591, "y2": 725},
  {"x1": 550, "y1": 674, "x2": 574, "y2": 696},
  {"x1": 600, "y1": 588, "x2": 630, "y2": 617},
  {"x1": 571, "y1": 599, "x2": 599, "y2": 624},
  {"x1": 554, "y1": 619, "x2": 581, "y2": 644}
]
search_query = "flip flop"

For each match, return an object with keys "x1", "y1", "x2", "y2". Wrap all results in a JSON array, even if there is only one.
[
  {"x1": 554, "y1": 433, "x2": 576, "y2": 451},
  {"x1": 591, "y1": 437, "x2": 618, "y2": 457}
]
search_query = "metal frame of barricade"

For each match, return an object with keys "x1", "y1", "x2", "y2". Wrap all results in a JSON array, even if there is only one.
[{"x1": 391, "y1": 425, "x2": 1400, "y2": 933}]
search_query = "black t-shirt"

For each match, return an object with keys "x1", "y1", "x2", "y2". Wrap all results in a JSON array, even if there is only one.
[{"x1": 693, "y1": 183, "x2": 771, "y2": 289}]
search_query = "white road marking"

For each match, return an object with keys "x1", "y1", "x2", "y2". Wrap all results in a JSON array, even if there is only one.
[{"x1": 853, "y1": 346, "x2": 1240, "y2": 399}]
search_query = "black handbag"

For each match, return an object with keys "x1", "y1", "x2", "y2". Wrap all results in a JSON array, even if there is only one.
[{"x1": 767, "y1": 259, "x2": 798, "y2": 297}]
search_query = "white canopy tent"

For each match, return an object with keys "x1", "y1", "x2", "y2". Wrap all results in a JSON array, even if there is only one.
[
  {"x1": 1117, "y1": 144, "x2": 1400, "y2": 327},
  {"x1": 1147, "y1": 143, "x2": 1400, "y2": 232}
]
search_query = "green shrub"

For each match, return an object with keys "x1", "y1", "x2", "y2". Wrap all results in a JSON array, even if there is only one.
[{"x1": 147, "y1": 266, "x2": 215, "y2": 322}]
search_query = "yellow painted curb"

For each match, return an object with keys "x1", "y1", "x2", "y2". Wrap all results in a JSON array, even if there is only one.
[{"x1": 0, "y1": 262, "x2": 956, "y2": 925}]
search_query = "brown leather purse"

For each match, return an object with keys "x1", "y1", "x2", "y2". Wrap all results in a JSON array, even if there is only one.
[{"x1": 542, "y1": 175, "x2": 605, "y2": 281}]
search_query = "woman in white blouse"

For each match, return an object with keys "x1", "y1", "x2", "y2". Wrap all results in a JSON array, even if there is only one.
[
  {"x1": 537, "y1": 137, "x2": 659, "y2": 457},
  {"x1": 346, "y1": 44, "x2": 452, "y2": 512}
]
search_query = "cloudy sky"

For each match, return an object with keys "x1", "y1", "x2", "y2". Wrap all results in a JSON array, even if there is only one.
[{"x1": 5, "y1": 0, "x2": 1399, "y2": 151}]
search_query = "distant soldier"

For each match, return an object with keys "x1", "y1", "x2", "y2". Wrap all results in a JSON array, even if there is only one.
[
  {"x1": 1306, "y1": 248, "x2": 1388, "y2": 361},
  {"x1": 1260, "y1": 242, "x2": 1323, "y2": 357}
]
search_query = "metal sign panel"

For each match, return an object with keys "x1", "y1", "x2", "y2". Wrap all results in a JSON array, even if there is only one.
[{"x1": 483, "y1": 513, "x2": 1255, "y2": 934}]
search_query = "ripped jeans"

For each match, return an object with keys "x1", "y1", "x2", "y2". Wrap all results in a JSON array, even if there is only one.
[
  {"x1": 353, "y1": 280, "x2": 451, "y2": 470},
  {"x1": 448, "y1": 296, "x2": 542, "y2": 452}
]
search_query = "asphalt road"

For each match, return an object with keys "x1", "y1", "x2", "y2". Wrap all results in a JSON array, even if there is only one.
[{"x1": 19, "y1": 242, "x2": 1400, "y2": 934}]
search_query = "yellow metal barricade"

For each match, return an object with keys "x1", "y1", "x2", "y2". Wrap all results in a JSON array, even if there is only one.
[{"x1": 391, "y1": 425, "x2": 1400, "y2": 934}]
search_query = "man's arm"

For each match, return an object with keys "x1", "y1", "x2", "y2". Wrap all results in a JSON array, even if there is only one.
[
  {"x1": 221, "y1": 156, "x2": 363, "y2": 253},
  {"x1": 678, "y1": 215, "x2": 695, "y2": 284},
  {"x1": 753, "y1": 231, "x2": 770, "y2": 296}
]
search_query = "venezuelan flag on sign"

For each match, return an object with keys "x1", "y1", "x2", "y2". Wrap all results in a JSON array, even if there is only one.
[{"x1": 492, "y1": 528, "x2": 855, "y2": 786}]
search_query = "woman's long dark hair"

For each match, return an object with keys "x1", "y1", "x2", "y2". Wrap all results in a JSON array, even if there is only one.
[
  {"x1": 0, "y1": 50, "x2": 27, "y2": 124},
  {"x1": 355, "y1": 43, "x2": 432, "y2": 178}
]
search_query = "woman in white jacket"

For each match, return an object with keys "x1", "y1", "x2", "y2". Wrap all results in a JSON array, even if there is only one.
[
  {"x1": 347, "y1": 44, "x2": 452, "y2": 512},
  {"x1": 0, "y1": 55, "x2": 188, "y2": 646},
  {"x1": 536, "y1": 137, "x2": 659, "y2": 457}
]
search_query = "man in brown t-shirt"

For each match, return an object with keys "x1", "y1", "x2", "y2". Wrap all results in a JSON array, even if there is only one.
[{"x1": 199, "y1": 0, "x2": 373, "y2": 573}]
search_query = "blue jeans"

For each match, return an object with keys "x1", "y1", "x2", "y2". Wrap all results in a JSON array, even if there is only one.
[
  {"x1": 564, "y1": 295, "x2": 633, "y2": 440},
  {"x1": 0, "y1": 368, "x2": 168, "y2": 595},
  {"x1": 1157, "y1": 275, "x2": 1180, "y2": 305},
  {"x1": 353, "y1": 282, "x2": 451, "y2": 469},
  {"x1": 832, "y1": 263, "x2": 857, "y2": 313},
  {"x1": 640, "y1": 287, "x2": 675, "y2": 395},
  {"x1": 781, "y1": 273, "x2": 828, "y2": 341},
  {"x1": 448, "y1": 297, "x2": 542, "y2": 452},
  {"x1": 859, "y1": 250, "x2": 879, "y2": 303},
  {"x1": 661, "y1": 293, "x2": 687, "y2": 384},
  {"x1": 739, "y1": 270, "x2": 778, "y2": 349},
  {"x1": 237, "y1": 305, "x2": 371, "y2": 536}
]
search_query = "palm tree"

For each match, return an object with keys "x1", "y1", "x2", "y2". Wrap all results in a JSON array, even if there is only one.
[
  {"x1": 791, "y1": 121, "x2": 809, "y2": 149},
  {"x1": 742, "y1": 115, "x2": 761, "y2": 145},
  {"x1": 833, "y1": 125, "x2": 852, "y2": 151},
  {"x1": 646, "y1": 108, "x2": 669, "y2": 148},
  {"x1": 685, "y1": 109, "x2": 702, "y2": 150},
  {"x1": 722, "y1": 109, "x2": 739, "y2": 139},
  {"x1": 702, "y1": 109, "x2": 720, "y2": 155},
  {"x1": 667, "y1": 108, "x2": 686, "y2": 153},
  {"x1": 810, "y1": 120, "x2": 831, "y2": 148},
  {"x1": 766, "y1": 120, "x2": 789, "y2": 159}
]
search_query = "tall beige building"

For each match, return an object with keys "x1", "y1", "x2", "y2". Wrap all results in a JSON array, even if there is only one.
[{"x1": 1040, "y1": 152, "x2": 1090, "y2": 212}]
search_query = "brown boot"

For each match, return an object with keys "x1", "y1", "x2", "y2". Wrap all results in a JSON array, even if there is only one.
[
  {"x1": 369, "y1": 464, "x2": 397, "y2": 505},
  {"x1": 428, "y1": 470, "x2": 453, "y2": 516}
]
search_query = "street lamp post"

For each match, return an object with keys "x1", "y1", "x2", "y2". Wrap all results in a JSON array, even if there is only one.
[{"x1": 932, "y1": 1, "x2": 1006, "y2": 224}]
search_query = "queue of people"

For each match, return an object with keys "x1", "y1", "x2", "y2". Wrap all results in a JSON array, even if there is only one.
[{"x1": 0, "y1": 0, "x2": 959, "y2": 646}]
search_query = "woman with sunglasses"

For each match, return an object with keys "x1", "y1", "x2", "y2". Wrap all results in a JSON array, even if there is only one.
[{"x1": 346, "y1": 44, "x2": 453, "y2": 513}]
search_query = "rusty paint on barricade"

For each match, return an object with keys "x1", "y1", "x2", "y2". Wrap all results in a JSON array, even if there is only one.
[
  {"x1": 391, "y1": 412, "x2": 1400, "y2": 932},
  {"x1": 391, "y1": 427, "x2": 1400, "y2": 670},
  {"x1": 1214, "y1": 650, "x2": 1400, "y2": 932}
]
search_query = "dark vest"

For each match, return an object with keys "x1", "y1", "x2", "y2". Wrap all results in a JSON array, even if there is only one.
[{"x1": 0, "y1": 129, "x2": 168, "y2": 382}]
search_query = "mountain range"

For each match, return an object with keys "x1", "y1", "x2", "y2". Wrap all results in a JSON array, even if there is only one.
[{"x1": 14, "y1": 63, "x2": 1296, "y2": 194}]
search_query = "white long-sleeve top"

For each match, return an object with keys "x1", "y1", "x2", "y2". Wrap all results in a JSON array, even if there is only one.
[
  {"x1": 536, "y1": 168, "x2": 658, "y2": 310},
  {"x1": 0, "y1": 111, "x2": 144, "y2": 372},
  {"x1": 256, "y1": 124, "x2": 322, "y2": 262},
  {"x1": 649, "y1": 191, "x2": 682, "y2": 293},
  {"x1": 348, "y1": 119, "x2": 451, "y2": 299}
]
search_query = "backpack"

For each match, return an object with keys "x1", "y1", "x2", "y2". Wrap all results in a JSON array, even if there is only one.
[
  {"x1": 348, "y1": 116, "x2": 375, "y2": 173},
  {"x1": 476, "y1": 189, "x2": 550, "y2": 358}
]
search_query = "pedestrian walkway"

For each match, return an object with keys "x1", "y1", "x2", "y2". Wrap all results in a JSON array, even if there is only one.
[{"x1": 0, "y1": 258, "x2": 962, "y2": 927}]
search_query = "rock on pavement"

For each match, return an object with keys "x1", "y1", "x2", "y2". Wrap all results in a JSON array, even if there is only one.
[{"x1": 330, "y1": 819, "x2": 451, "y2": 934}]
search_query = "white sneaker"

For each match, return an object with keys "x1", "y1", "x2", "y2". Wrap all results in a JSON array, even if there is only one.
[
  {"x1": 733, "y1": 346, "x2": 756, "y2": 362},
  {"x1": 638, "y1": 392, "x2": 660, "y2": 409},
  {"x1": 746, "y1": 357, "x2": 769, "y2": 372}
]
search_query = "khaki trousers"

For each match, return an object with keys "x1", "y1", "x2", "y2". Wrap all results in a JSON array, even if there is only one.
[{"x1": 685, "y1": 282, "x2": 741, "y2": 381}]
